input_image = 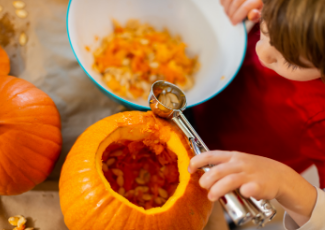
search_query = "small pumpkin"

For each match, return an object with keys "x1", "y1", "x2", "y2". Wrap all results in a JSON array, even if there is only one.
[
  {"x1": 59, "y1": 111, "x2": 212, "y2": 230},
  {"x1": 0, "y1": 46, "x2": 10, "y2": 75},
  {"x1": 0, "y1": 75, "x2": 62, "y2": 195}
]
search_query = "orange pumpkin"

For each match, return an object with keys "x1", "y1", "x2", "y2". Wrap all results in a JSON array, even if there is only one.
[
  {"x1": 0, "y1": 75, "x2": 62, "y2": 195},
  {"x1": 59, "y1": 111, "x2": 212, "y2": 230},
  {"x1": 0, "y1": 46, "x2": 10, "y2": 75}
]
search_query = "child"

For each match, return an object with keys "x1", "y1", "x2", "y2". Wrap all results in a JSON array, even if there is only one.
[{"x1": 188, "y1": 0, "x2": 325, "y2": 229}]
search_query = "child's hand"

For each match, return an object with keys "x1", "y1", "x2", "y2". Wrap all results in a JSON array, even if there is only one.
[
  {"x1": 188, "y1": 150, "x2": 318, "y2": 226},
  {"x1": 220, "y1": 0, "x2": 263, "y2": 25},
  {"x1": 188, "y1": 150, "x2": 294, "y2": 202}
]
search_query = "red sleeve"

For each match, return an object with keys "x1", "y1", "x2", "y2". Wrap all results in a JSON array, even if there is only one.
[{"x1": 300, "y1": 113, "x2": 325, "y2": 189}]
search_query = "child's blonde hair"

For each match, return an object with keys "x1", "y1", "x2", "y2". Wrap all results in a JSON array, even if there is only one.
[{"x1": 261, "y1": 0, "x2": 325, "y2": 78}]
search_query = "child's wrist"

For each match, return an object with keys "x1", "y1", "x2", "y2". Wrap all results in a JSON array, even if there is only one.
[{"x1": 275, "y1": 167, "x2": 317, "y2": 225}]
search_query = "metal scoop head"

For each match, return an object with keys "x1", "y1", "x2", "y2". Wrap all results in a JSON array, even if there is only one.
[{"x1": 148, "y1": 80, "x2": 187, "y2": 119}]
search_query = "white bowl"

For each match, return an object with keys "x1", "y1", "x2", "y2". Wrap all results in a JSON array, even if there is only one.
[{"x1": 67, "y1": 0, "x2": 247, "y2": 110}]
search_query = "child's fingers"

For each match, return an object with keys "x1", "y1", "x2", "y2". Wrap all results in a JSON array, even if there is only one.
[
  {"x1": 230, "y1": 0, "x2": 263, "y2": 25},
  {"x1": 228, "y1": 0, "x2": 247, "y2": 19},
  {"x1": 208, "y1": 173, "x2": 246, "y2": 201},
  {"x1": 240, "y1": 181, "x2": 262, "y2": 199},
  {"x1": 220, "y1": 0, "x2": 227, "y2": 7},
  {"x1": 247, "y1": 9, "x2": 261, "y2": 22},
  {"x1": 199, "y1": 162, "x2": 242, "y2": 190},
  {"x1": 223, "y1": 0, "x2": 234, "y2": 16},
  {"x1": 188, "y1": 151, "x2": 232, "y2": 174}
]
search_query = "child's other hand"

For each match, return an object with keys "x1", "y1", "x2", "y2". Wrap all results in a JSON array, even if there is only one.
[
  {"x1": 220, "y1": 0, "x2": 263, "y2": 25},
  {"x1": 188, "y1": 150, "x2": 293, "y2": 202}
]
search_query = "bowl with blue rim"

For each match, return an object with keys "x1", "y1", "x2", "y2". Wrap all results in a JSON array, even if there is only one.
[{"x1": 67, "y1": 0, "x2": 247, "y2": 110}]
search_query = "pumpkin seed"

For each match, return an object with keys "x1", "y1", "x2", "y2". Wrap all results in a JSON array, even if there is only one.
[
  {"x1": 118, "y1": 187, "x2": 125, "y2": 196},
  {"x1": 154, "y1": 197, "x2": 164, "y2": 205},
  {"x1": 149, "y1": 75, "x2": 157, "y2": 82},
  {"x1": 122, "y1": 58, "x2": 130, "y2": 66},
  {"x1": 140, "y1": 39, "x2": 149, "y2": 45},
  {"x1": 142, "y1": 194, "x2": 152, "y2": 201},
  {"x1": 15, "y1": 9, "x2": 28, "y2": 18},
  {"x1": 17, "y1": 216, "x2": 26, "y2": 227},
  {"x1": 117, "y1": 175, "x2": 124, "y2": 187},
  {"x1": 93, "y1": 46, "x2": 105, "y2": 57},
  {"x1": 158, "y1": 93, "x2": 172, "y2": 108},
  {"x1": 103, "y1": 73, "x2": 113, "y2": 83},
  {"x1": 106, "y1": 158, "x2": 115, "y2": 167},
  {"x1": 102, "y1": 163, "x2": 108, "y2": 172},
  {"x1": 149, "y1": 62, "x2": 159, "y2": 68},
  {"x1": 135, "y1": 177, "x2": 145, "y2": 185},
  {"x1": 8, "y1": 215, "x2": 26, "y2": 228},
  {"x1": 125, "y1": 189, "x2": 134, "y2": 197},
  {"x1": 111, "y1": 168, "x2": 123, "y2": 176},
  {"x1": 13, "y1": 1, "x2": 26, "y2": 9},
  {"x1": 158, "y1": 188, "x2": 168, "y2": 199},
  {"x1": 19, "y1": 32, "x2": 27, "y2": 46},
  {"x1": 8, "y1": 216, "x2": 20, "y2": 226},
  {"x1": 110, "y1": 149, "x2": 123, "y2": 157},
  {"x1": 135, "y1": 186, "x2": 149, "y2": 193},
  {"x1": 167, "y1": 93, "x2": 179, "y2": 103}
]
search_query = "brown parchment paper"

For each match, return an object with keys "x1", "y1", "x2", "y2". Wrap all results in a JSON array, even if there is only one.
[
  {"x1": 0, "y1": 183, "x2": 68, "y2": 229},
  {"x1": 0, "y1": 0, "x2": 123, "y2": 229},
  {"x1": 0, "y1": 0, "x2": 230, "y2": 229}
]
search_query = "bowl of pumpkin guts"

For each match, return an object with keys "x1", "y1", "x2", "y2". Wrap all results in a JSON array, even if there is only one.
[
  {"x1": 59, "y1": 111, "x2": 213, "y2": 230},
  {"x1": 66, "y1": 0, "x2": 247, "y2": 110}
]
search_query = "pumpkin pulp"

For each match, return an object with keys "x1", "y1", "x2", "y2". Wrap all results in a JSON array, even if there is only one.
[
  {"x1": 95, "y1": 122, "x2": 192, "y2": 215},
  {"x1": 101, "y1": 139, "x2": 179, "y2": 210}
]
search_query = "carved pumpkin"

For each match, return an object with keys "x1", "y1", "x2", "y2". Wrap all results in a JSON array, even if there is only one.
[
  {"x1": 0, "y1": 75, "x2": 62, "y2": 195},
  {"x1": 59, "y1": 111, "x2": 212, "y2": 230},
  {"x1": 0, "y1": 46, "x2": 10, "y2": 75}
]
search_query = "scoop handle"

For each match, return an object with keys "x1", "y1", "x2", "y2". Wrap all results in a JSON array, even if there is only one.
[{"x1": 172, "y1": 111, "x2": 276, "y2": 227}]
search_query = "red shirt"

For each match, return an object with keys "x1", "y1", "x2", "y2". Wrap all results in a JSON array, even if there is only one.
[{"x1": 193, "y1": 25, "x2": 325, "y2": 188}]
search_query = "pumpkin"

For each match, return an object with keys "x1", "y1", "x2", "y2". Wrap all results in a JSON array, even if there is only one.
[
  {"x1": 0, "y1": 75, "x2": 62, "y2": 195},
  {"x1": 59, "y1": 111, "x2": 212, "y2": 230},
  {"x1": 0, "y1": 46, "x2": 10, "y2": 75}
]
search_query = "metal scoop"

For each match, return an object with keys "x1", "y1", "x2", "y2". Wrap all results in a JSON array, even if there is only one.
[{"x1": 149, "y1": 80, "x2": 276, "y2": 227}]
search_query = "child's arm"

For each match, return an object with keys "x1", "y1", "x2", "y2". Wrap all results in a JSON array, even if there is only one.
[
  {"x1": 220, "y1": 0, "x2": 263, "y2": 25},
  {"x1": 188, "y1": 151, "x2": 317, "y2": 226}
]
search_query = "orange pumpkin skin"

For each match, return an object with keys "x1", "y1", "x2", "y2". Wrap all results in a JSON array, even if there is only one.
[
  {"x1": 0, "y1": 75, "x2": 62, "y2": 195},
  {"x1": 59, "y1": 111, "x2": 212, "y2": 230},
  {"x1": 0, "y1": 46, "x2": 10, "y2": 75}
]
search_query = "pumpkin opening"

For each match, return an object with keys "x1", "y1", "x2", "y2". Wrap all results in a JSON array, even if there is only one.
[
  {"x1": 101, "y1": 138, "x2": 180, "y2": 210},
  {"x1": 95, "y1": 120, "x2": 192, "y2": 214}
]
